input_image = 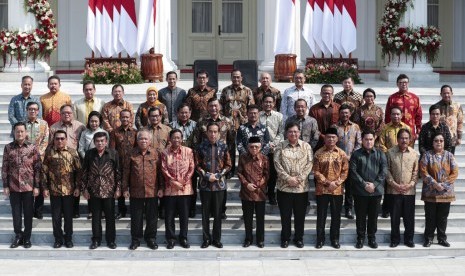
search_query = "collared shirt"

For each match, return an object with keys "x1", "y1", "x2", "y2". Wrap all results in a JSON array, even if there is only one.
[
  {"x1": 109, "y1": 126, "x2": 137, "y2": 168},
  {"x1": 77, "y1": 128, "x2": 109, "y2": 159},
  {"x1": 418, "y1": 121, "x2": 452, "y2": 156},
  {"x1": 349, "y1": 147, "x2": 387, "y2": 197},
  {"x1": 333, "y1": 89, "x2": 364, "y2": 121},
  {"x1": 158, "y1": 86, "x2": 187, "y2": 122},
  {"x1": 194, "y1": 115, "x2": 235, "y2": 151},
  {"x1": 72, "y1": 97, "x2": 105, "y2": 125},
  {"x1": 50, "y1": 120, "x2": 86, "y2": 150},
  {"x1": 436, "y1": 100, "x2": 464, "y2": 144},
  {"x1": 42, "y1": 146, "x2": 81, "y2": 196},
  {"x1": 195, "y1": 140, "x2": 232, "y2": 192},
  {"x1": 40, "y1": 91, "x2": 72, "y2": 126},
  {"x1": 81, "y1": 148, "x2": 121, "y2": 198},
  {"x1": 143, "y1": 123, "x2": 172, "y2": 152},
  {"x1": 237, "y1": 152, "x2": 269, "y2": 201},
  {"x1": 161, "y1": 146, "x2": 195, "y2": 196},
  {"x1": 280, "y1": 85, "x2": 314, "y2": 123},
  {"x1": 274, "y1": 140, "x2": 313, "y2": 193},
  {"x1": 123, "y1": 147, "x2": 159, "y2": 198},
  {"x1": 184, "y1": 86, "x2": 217, "y2": 122},
  {"x1": 420, "y1": 150, "x2": 458, "y2": 203},
  {"x1": 236, "y1": 122, "x2": 271, "y2": 155},
  {"x1": 309, "y1": 100, "x2": 341, "y2": 149},
  {"x1": 8, "y1": 93, "x2": 42, "y2": 125},
  {"x1": 285, "y1": 115, "x2": 320, "y2": 151},
  {"x1": 220, "y1": 84, "x2": 255, "y2": 130},
  {"x1": 385, "y1": 91, "x2": 422, "y2": 138},
  {"x1": 353, "y1": 104, "x2": 385, "y2": 138},
  {"x1": 169, "y1": 120, "x2": 197, "y2": 148},
  {"x1": 135, "y1": 101, "x2": 169, "y2": 129},
  {"x1": 386, "y1": 146, "x2": 418, "y2": 195},
  {"x1": 313, "y1": 146, "x2": 349, "y2": 196},
  {"x1": 259, "y1": 110, "x2": 284, "y2": 148},
  {"x1": 2, "y1": 142, "x2": 41, "y2": 192},
  {"x1": 378, "y1": 122, "x2": 412, "y2": 153},
  {"x1": 334, "y1": 120, "x2": 362, "y2": 159},
  {"x1": 25, "y1": 118, "x2": 49, "y2": 157},
  {"x1": 253, "y1": 86, "x2": 282, "y2": 111},
  {"x1": 101, "y1": 99, "x2": 134, "y2": 132}
]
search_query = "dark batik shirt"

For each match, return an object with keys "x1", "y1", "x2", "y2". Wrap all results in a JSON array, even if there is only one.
[
  {"x1": 184, "y1": 86, "x2": 217, "y2": 122},
  {"x1": 169, "y1": 120, "x2": 197, "y2": 148},
  {"x1": 252, "y1": 86, "x2": 281, "y2": 111},
  {"x1": 236, "y1": 122, "x2": 271, "y2": 155},
  {"x1": 237, "y1": 152, "x2": 269, "y2": 201},
  {"x1": 418, "y1": 121, "x2": 453, "y2": 156},
  {"x1": 109, "y1": 126, "x2": 137, "y2": 165},
  {"x1": 42, "y1": 147, "x2": 81, "y2": 196},
  {"x1": 220, "y1": 84, "x2": 255, "y2": 130},
  {"x1": 2, "y1": 142, "x2": 41, "y2": 192},
  {"x1": 195, "y1": 140, "x2": 232, "y2": 192},
  {"x1": 123, "y1": 147, "x2": 159, "y2": 198}
]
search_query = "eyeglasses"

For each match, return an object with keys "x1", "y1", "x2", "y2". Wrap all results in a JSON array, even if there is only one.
[{"x1": 28, "y1": 108, "x2": 38, "y2": 112}]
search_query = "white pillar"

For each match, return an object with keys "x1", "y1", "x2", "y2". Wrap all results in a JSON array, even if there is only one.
[
  {"x1": 154, "y1": 0, "x2": 178, "y2": 73},
  {"x1": 258, "y1": 0, "x2": 278, "y2": 72},
  {"x1": 381, "y1": 0, "x2": 439, "y2": 82}
]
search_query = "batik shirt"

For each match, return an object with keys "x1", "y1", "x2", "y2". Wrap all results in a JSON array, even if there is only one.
[
  {"x1": 42, "y1": 147, "x2": 81, "y2": 196},
  {"x1": 184, "y1": 86, "x2": 217, "y2": 122},
  {"x1": 253, "y1": 86, "x2": 281, "y2": 111},
  {"x1": 195, "y1": 140, "x2": 232, "y2": 191},
  {"x1": 25, "y1": 118, "x2": 49, "y2": 157},
  {"x1": 40, "y1": 91, "x2": 71, "y2": 126},
  {"x1": 169, "y1": 120, "x2": 197, "y2": 148},
  {"x1": 101, "y1": 99, "x2": 134, "y2": 132},
  {"x1": 220, "y1": 84, "x2": 255, "y2": 130},
  {"x1": 385, "y1": 91, "x2": 422, "y2": 138},
  {"x1": 236, "y1": 123, "x2": 271, "y2": 155},
  {"x1": 436, "y1": 100, "x2": 464, "y2": 145},
  {"x1": 2, "y1": 142, "x2": 41, "y2": 192}
]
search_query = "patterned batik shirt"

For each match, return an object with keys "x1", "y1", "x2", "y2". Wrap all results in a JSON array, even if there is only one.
[
  {"x1": 42, "y1": 147, "x2": 81, "y2": 196},
  {"x1": 333, "y1": 89, "x2": 364, "y2": 121},
  {"x1": 385, "y1": 91, "x2": 422, "y2": 138},
  {"x1": 109, "y1": 126, "x2": 137, "y2": 165},
  {"x1": 236, "y1": 122, "x2": 271, "y2": 155},
  {"x1": 313, "y1": 146, "x2": 349, "y2": 196},
  {"x1": 25, "y1": 118, "x2": 49, "y2": 157},
  {"x1": 285, "y1": 115, "x2": 320, "y2": 151},
  {"x1": 253, "y1": 86, "x2": 281, "y2": 111},
  {"x1": 40, "y1": 91, "x2": 72, "y2": 126},
  {"x1": 259, "y1": 110, "x2": 284, "y2": 148},
  {"x1": 195, "y1": 140, "x2": 232, "y2": 192},
  {"x1": 169, "y1": 120, "x2": 197, "y2": 148},
  {"x1": 436, "y1": 100, "x2": 464, "y2": 145},
  {"x1": 353, "y1": 104, "x2": 385, "y2": 139},
  {"x1": 193, "y1": 115, "x2": 235, "y2": 152},
  {"x1": 220, "y1": 84, "x2": 255, "y2": 130},
  {"x1": 161, "y1": 146, "x2": 195, "y2": 196},
  {"x1": 2, "y1": 142, "x2": 41, "y2": 192},
  {"x1": 184, "y1": 86, "x2": 217, "y2": 122},
  {"x1": 101, "y1": 99, "x2": 134, "y2": 132},
  {"x1": 334, "y1": 120, "x2": 362, "y2": 159},
  {"x1": 135, "y1": 101, "x2": 169, "y2": 129}
]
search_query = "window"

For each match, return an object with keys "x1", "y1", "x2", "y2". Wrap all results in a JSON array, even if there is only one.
[
  {"x1": 0, "y1": 0, "x2": 7, "y2": 30},
  {"x1": 192, "y1": 0, "x2": 212, "y2": 33},
  {"x1": 222, "y1": 0, "x2": 242, "y2": 33},
  {"x1": 427, "y1": 0, "x2": 439, "y2": 27}
]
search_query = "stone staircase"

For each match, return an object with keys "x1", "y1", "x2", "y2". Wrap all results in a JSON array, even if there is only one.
[{"x1": 1, "y1": 78, "x2": 465, "y2": 259}]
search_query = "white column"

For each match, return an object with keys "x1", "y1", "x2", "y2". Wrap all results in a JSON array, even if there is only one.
[
  {"x1": 452, "y1": 0, "x2": 465, "y2": 68},
  {"x1": 381, "y1": 0, "x2": 439, "y2": 82},
  {"x1": 154, "y1": 0, "x2": 178, "y2": 72},
  {"x1": 258, "y1": 0, "x2": 278, "y2": 72}
]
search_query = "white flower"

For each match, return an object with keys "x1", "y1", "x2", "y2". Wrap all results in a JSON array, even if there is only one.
[
  {"x1": 10, "y1": 51, "x2": 14, "y2": 55},
  {"x1": 9, "y1": 43, "x2": 16, "y2": 49}
]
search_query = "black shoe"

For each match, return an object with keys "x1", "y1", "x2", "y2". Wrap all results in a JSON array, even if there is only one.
[
  {"x1": 10, "y1": 237, "x2": 23, "y2": 248},
  {"x1": 381, "y1": 211, "x2": 390, "y2": 218},
  {"x1": 269, "y1": 197, "x2": 277, "y2": 206},
  {"x1": 404, "y1": 241, "x2": 415, "y2": 248},
  {"x1": 129, "y1": 240, "x2": 140, "y2": 250},
  {"x1": 201, "y1": 240, "x2": 211, "y2": 248},
  {"x1": 34, "y1": 211, "x2": 43, "y2": 220},
  {"x1": 73, "y1": 213, "x2": 80, "y2": 219},
  {"x1": 257, "y1": 241, "x2": 264, "y2": 248},
  {"x1": 180, "y1": 239, "x2": 190, "y2": 249},
  {"x1": 212, "y1": 241, "x2": 223, "y2": 248},
  {"x1": 438, "y1": 240, "x2": 450, "y2": 247},
  {"x1": 221, "y1": 213, "x2": 227, "y2": 220},
  {"x1": 89, "y1": 240, "x2": 100, "y2": 250},
  {"x1": 107, "y1": 242, "x2": 117, "y2": 249},
  {"x1": 53, "y1": 240, "x2": 63, "y2": 248},
  {"x1": 242, "y1": 240, "x2": 252, "y2": 248},
  {"x1": 115, "y1": 213, "x2": 122, "y2": 220},
  {"x1": 146, "y1": 240, "x2": 158, "y2": 250},
  {"x1": 65, "y1": 241, "x2": 74, "y2": 248},
  {"x1": 23, "y1": 240, "x2": 32, "y2": 248},
  {"x1": 423, "y1": 240, "x2": 433, "y2": 247},
  {"x1": 166, "y1": 240, "x2": 175, "y2": 249},
  {"x1": 355, "y1": 240, "x2": 364, "y2": 249},
  {"x1": 189, "y1": 210, "x2": 196, "y2": 218},
  {"x1": 294, "y1": 240, "x2": 304, "y2": 248},
  {"x1": 281, "y1": 240, "x2": 289, "y2": 248},
  {"x1": 345, "y1": 209, "x2": 354, "y2": 219},
  {"x1": 315, "y1": 241, "x2": 324, "y2": 249},
  {"x1": 390, "y1": 242, "x2": 399, "y2": 248},
  {"x1": 331, "y1": 240, "x2": 340, "y2": 249},
  {"x1": 87, "y1": 213, "x2": 92, "y2": 220},
  {"x1": 368, "y1": 240, "x2": 378, "y2": 249}
]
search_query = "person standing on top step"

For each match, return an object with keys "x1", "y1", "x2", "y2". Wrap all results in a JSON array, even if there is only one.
[
  {"x1": 72, "y1": 80, "x2": 104, "y2": 125},
  {"x1": 101, "y1": 84, "x2": 134, "y2": 133},
  {"x1": 184, "y1": 70, "x2": 216, "y2": 122},
  {"x1": 435, "y1": 85, "x2": 463, "y2": 154},
  {"x1": 253, "y1": 72, "x2": 282, "y2": 111},
  {"x1": 280, "y1": 69, "x2": 314, "y2": 124},
  {"x1": 8, "y1": 76, "x2": 42, "y2": 129},
  {"x1": 158, "y1": 71, "x2": 187, "y2": 123},
  {"x1": 333, "y1": 76, "x2": 363, "y2": 122},
  {"x1": 40, "y1": 75, "x2": 71, "y2": 126}
]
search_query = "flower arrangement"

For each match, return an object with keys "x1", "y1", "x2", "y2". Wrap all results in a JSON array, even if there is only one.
[
  {"x1": 305, "y1": 62, "x2": 362, "y2": 84},
  {"x1": 83, "y1": 62, "x2": 144, "y2": 84},
  {"x1": 0, "y1": 0, "x2": 58, "y2": 66},
  {"x1": 377, "y1": 0, "x2": 442, "y2": 66}
]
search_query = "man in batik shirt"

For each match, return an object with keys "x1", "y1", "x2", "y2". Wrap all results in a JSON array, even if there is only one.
[
  {"x1": 333, "y1": 76, "x2": 363, "y2": 121},
  {"x1": 184, "y1": 70, "x2": 217, "y2": 122},
  {"x1": 435, "y1": 84, "x2": 463, "y2": 154},
  {"x1": 40, "y1": 75, "x2": 71, "y2": 126},
  {"x1": 101, "y1": 84, "x2": 134, "y2": 133},
  {"x1": 253, "y1": 72, "x2": 281, "y2": 111}
]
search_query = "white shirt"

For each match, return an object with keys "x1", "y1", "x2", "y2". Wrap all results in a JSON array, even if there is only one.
[{"x1": 280, "y1": 86, "x2": 314, "y2": 124}]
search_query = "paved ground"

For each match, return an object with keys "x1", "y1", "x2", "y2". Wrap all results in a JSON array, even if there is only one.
[{"x1": 1, "y1": 256, "x2": 464, "y2": 275}]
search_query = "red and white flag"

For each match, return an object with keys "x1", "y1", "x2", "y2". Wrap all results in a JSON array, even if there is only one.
[
  {"x1": 322, "y1": 0, "x2": 334, "y2": 55},
  {"x1": 101, "y1": 0, "x2": 114, "y2": 57},
  {"x1": 112, "y1": 0, "x2": 123, "y2": 55},
  {"x1": 341, "y1": 0, "x2": 357, "y2": 56},
  {"x1": 86, "y1": 0, "x2": 97, "y2": 53},
  {"x1": 302, "y1": 0, "x2": 317, "y2": 55},
  {"x1": 273, "y1": 0, "x2": 296, "y2": 55},
  {"x1": 313, "y1": 0, "x2": 329, "y2": 55},
  {"x1": 137, "y1": 0, "x2": 157, "y2": 55},
  {"x1": 333, "y1": 0, "x2": 344, "y2": 55},
  {"x1": 119, "y1": 0, "x2": 138, "y2": 56}
]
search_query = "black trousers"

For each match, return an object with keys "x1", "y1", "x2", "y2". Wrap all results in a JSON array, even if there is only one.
[
  {"x1": 89, "y1": 197, "x2": 116, "y2": 243},
  {"x1": 382, "y1": 190, "x2": 393, "y2": 214},
  {"x1": 424, "y1": 201, "x2": 451, "y2": 242},
  {"x1": 130, "y1": 197, "x2": 158, "y2": 242},
  {"x1": 50, "y1": 195, "x2": 74, "y2": 242},
  {"x1": 164, "y1": 195, "x2": 190, "y2": 241},
  {"x1": 190, "y1": 173, "x2": 198, "y2": 213},
  {"x1": 34, "y1": 193, "x2": 44, "y2": 214},
  {"x1": 267, "y1": 154, "x2": 277, "y2": 200},
  {"x1": 73, "y1": 196, "x2": 80, "y2": 216},
  {"x1": 354, "y1": 195, "x2": 381, "y2": 241},
  {"x1": 10, "y1": 191, "x2": 34, "y2": 240},
  {"x1": 316, "y1": 194, "x2": 343, "y2": 242},
  {"x1": 450, "y1": 146, "x2": 456, "y2": 155},
  {"x1": 116, "y1": 195, "x2": 127, "y2": 215},
  {"x1": 242, "y1": 200, "x2": 266, "y2": 243},
  {"x1": 200, "y1": 190, "x2": 225, "y2": 242},
  {"x1": 343, "y1": 179, "x2": 353, "y2": 211},
  {"x1": 277, "y1": 190, "x2": 308, "y2": 242},
  {"x1": 390, "y1": 194, "x2": 415, "y2": 243}
]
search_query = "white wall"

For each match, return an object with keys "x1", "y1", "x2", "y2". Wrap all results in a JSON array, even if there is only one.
[{"x1": 452, "y1": 0, "x2": 465, "y2": 68}]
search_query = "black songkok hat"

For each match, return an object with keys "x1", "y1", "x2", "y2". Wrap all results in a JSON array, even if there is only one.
[
  {"x1": 248, "y1": 136, "x2": 261, "y2": 144},
  {"x1": 325, "y1": 127, "x2": 338, "y2": 136}
]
